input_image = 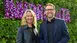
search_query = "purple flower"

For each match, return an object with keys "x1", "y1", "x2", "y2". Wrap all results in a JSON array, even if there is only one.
[
  {"x1": 56, "y1": 8, "x2": 71, "y2": 23},
  {"x1": 23, "y1": 2, "x2": 28, "y2": 12},
  {"x1": 16, "y1": 1, "x2": 24, "y2": 19},
  {"x1": 4, "y1": 0, "x2": 48, "y2": 20},
  {"x1": 29, "y1": 3, "x2": 34, "y2": 9}
]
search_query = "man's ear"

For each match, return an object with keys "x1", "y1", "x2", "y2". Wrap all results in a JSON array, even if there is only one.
[
  {"x1": 44, "y1": 10, "x2": 47, "y2": 14},
  {"x1": 54, "y1": 10, "x2": 56, "y2": 14}
]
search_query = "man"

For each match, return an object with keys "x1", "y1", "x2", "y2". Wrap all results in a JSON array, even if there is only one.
[{"x1": 39, "y1": 3, "x2": 70, "y2": 43}]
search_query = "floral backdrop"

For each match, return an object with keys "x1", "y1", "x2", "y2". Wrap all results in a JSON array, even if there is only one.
[
  {"x1": 4, "y1": 0, "x2": 71, "y2": 23},
  {"x1": 4, "y1": 0, "x2": 44, "y2": 20}
]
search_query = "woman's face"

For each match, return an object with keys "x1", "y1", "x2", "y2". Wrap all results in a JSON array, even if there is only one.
[{"x1": 26, "y1": 11, "x2": 34, "y2": 24}]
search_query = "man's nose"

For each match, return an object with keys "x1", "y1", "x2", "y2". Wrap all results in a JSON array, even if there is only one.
[{"x1": 48, "y1": 10, "x2": 52, "y2": 13}]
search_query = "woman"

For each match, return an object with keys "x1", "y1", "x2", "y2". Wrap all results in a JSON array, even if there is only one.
[{"x1": 16, "y1": 9, "x2": 39, "y2": 43}]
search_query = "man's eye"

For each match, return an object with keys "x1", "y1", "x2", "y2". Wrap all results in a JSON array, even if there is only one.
[{"x1": 45, "y1": 9, "x2": 54, "y2": 11}]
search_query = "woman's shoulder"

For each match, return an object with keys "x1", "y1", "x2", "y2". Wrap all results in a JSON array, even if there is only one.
[
  {"x1": 20, "y1": 25, "x2": 28, "y2": 29},
  {"x1": 17, "y1": 27, "x2": 24, "y2": 32},
  {"x1": 18, "y1": 25, "x2": 30, "y2": 31}
]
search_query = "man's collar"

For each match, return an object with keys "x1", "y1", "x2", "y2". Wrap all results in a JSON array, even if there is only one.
[{"x1": 47, "y1": 18, "x2": 55, "y2": 23}]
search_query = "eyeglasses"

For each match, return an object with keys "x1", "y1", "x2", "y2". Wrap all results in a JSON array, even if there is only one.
[{"x1": 45, "y1": 9, "x2": 55, "y2": 11}]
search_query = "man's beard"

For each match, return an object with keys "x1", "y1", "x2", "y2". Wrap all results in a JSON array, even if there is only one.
[
  {"x1": 47, "y1": 14, "x2": 55, "y2": 22},
  {"x1": 47, "y1": 14, "x2": 54, "y2": 19}
]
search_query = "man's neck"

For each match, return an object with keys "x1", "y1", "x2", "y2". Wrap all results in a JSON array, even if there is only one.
[{"x1": 47, "y1": 18, "x2": 53, "y2": 22}]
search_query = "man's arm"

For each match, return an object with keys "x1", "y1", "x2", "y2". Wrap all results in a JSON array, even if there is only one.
[
  {"x1": 58, "y1": 20, "x2": 70, "y2": 43},
  {"x1": 39, "y1": 24, "x2": 44, "y2": 43}
]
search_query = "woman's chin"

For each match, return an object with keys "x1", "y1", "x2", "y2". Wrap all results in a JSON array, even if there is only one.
[{"x1": 27, "y1": 22, "x2": 33, "y2": 24}]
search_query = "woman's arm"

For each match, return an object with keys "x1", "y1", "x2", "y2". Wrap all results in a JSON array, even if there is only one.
[{"x1": 16, "y1": 27, "x2": 23, "y2": 43}]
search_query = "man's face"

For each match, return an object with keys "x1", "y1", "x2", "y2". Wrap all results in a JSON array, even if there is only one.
[{"x1": 45, "y1": 5, "x2": 55, "y2": 18}]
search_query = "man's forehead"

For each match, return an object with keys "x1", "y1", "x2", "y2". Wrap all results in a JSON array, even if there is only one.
[{"x1": 46, "y1": 6, "x2": 54, "y2": 9}]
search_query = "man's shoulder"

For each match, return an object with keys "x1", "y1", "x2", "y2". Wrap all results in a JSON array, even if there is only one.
[
  {"x1": 55, "y1": 18, "x2": 64, "y2": 22},
  {"x1": 40, "y1": 18, "x2": 65, "y2": 25},
  {"x1": 40, "y1": 21, "x2": 46, "y2": 25}
]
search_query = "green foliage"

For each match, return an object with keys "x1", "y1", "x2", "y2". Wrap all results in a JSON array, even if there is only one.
[
  {"x1": 0, "y1": 0, "x2": 77, "y2": 43},
  {"x1": 0, "y1": 0, "x2": 4, "y2": 17},
  {"x1": 0, "y1": 18, "x2": 20, "y2": 43}
]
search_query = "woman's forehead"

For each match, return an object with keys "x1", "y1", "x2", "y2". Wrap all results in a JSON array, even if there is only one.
[
  {"x1": 26, "y1": 12, "x2": 33, "y2": 17},
  {"x1": 26, "y1": 11, "x2": 32, "y2": 14},
  {"x1": 26, "y1": 11, "x2": 31, "y2": 13}
]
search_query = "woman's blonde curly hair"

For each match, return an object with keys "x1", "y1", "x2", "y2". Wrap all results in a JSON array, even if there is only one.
[{"x1": 21, "y1": 9, "x2": 37, "y2": 29}]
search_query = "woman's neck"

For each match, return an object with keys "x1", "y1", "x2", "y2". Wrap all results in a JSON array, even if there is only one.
[{"x1": 27, "y1": 24, "x2": 32, "y2": 27}]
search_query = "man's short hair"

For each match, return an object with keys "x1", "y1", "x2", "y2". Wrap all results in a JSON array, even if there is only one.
[{"x1": 45, "y1": 3, "x2": 55, "y2": 9}]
